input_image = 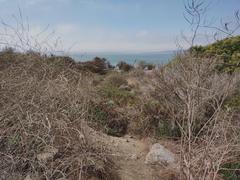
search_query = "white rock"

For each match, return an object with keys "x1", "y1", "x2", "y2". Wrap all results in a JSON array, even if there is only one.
[
  {"x1": 129, "y1": 154, "x2": 138, "y2": 160},
  {"x1": 119, "y1": 85, "x2": 131, "y2": 91},
  {"x1": 145, "y1": 143, "x2": 175, "y2": 166},
  {"x1": 37, "y1": 147, "x2": 58, "y2": 162},
  {"x1": 24, "y1": 175, "x2": 32, "y2": 180}
]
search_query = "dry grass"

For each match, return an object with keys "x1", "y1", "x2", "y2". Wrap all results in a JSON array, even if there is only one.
[{"x1": 0, "y1": 50, "x2": 117, "y2": 180}]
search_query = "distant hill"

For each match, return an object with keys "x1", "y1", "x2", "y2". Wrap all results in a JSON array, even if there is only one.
[{"x1": 190, "y1": 35, "x2": 240, "y2": 72}]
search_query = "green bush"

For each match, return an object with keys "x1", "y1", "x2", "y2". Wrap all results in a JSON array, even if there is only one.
[
  {"x1": 219, "y1": 162, "x2": 240, "y2": 180},
  {"x1": 225, "y1": 95, "x2": 240, "y2": 111},
  {"x1": 138, "y1": 100, "x2": 181, "y2": 138},
  {"x1": 88, "y1": 102, "x2": 128, "y2": 137},
  {"x1": 190, "y1": 35, "x2": 240, "y2": 73},
  {"x1": 99, "y1": 84, "x2": 135, "y2": 105}
]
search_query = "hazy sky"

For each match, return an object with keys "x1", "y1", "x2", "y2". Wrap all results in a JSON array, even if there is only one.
[{"x1": 0, "y1": 0, "x2": 239, "y2": 53}]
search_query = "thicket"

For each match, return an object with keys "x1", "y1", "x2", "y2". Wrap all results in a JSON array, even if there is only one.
[{"x1": 0, "y1": 50, "x2": 119, "y2": 179}]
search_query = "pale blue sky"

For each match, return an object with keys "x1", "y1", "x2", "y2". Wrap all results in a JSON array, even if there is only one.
[{"x1": 0, "y1": 0, "x2": 239, "y2": 52}]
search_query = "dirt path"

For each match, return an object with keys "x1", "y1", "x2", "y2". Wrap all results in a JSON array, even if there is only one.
[
  {"x1": 86, "y1": 124, "x2": 176, "y2": 180},
  {"x1": 107, "y1": 135, "x2": 160, "y2": 180}
]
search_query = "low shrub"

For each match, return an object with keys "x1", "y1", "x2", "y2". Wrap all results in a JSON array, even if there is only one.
[
  {"x1": 81, "y1": 57, "x2": 112, "y2": 75},
  {"x1": 87, "y1": 102, "x2": 128, "y2": 137},
  {"x1": 99, "y1": 84, "x2": 135, "y2": 106},
  {"x1": 219, "y1": 162, "x2": 240, "y2": 180},
  {"x1": 224, "y1": 94, "x2": 240, "y2": 111},
  {"x1": 116, "y1": 61, "x2": 133, "y2": 72},
  {"x1": 105, "y1": 73, "x2": 128, "y2": 88},
  {"x1": 137, "y1": 100, "x2": 181, "y2": 137},
  {"x1": 137, "y1": 61, "x2": 156, "y2": 70}
]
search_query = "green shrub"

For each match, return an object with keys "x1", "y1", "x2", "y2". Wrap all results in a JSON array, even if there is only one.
[
  {"x1": 190, "y1": 35, "x2": 240, "y2": 73},
  {"x1": 219, "y1": 162, "x2": 240, "y2": 180},
  {"x1": 224, "y1": 92, "x2": 240, "y2": 111},
  {"x1": 138, "y1": 100, "x2": 181, "y2": 138},
  {"x1": 99, "y1": 84, "x2": 135, "y2": 105},
  {"x1": 88, "y1": 102, "x2": 128, "y2": 137}
]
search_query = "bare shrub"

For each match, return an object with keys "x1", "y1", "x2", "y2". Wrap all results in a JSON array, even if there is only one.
[
  {"x1": 104, "y1": 73, "x2": 128, "y2": 88},
  {"x1": 0, "y1": 52, "x2": 116, "y2": 179},
  {"x1": 149, "y1": 55, "x2": 240, "y2": 179}
]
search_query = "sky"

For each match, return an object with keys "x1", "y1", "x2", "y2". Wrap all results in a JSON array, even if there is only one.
[{"x1": 0, "y1": 0, "x2": 239, "y2": 53}]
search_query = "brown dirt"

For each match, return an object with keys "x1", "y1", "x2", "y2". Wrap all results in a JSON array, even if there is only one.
[{"x1": 85, "y1": 124, "x2": 178, "y2": 180}]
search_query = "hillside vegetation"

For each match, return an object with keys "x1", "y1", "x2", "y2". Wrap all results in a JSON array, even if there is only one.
[
  {"x1": 0, "y1": 35, "x2": 240, "y2": 180},
  {"x1": 190, "y1": 35, "x2": 240, "y2": 72}
]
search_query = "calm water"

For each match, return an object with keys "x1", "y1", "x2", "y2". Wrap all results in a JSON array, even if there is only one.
[{"x1": 71, "y1": 51, "x2": 175, "y2": 66}]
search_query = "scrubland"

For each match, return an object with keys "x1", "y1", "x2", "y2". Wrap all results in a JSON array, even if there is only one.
[{"x1": 0, "y1": 36, "x2": 240, "y2": 180}]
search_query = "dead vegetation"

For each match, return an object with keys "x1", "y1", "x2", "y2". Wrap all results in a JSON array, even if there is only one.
[
  {"x1": 0, "y1": 1, "x2": 239, "y2": 179},
  {"x1": 0, "y1": 50, "x2": 118, "y2": 180},
  {"x1": 1, "y1": 45, "x2": 240, "y2": 179},
  {"x1": 149, "y1": 55, "x2": 240, "y2": 179}
]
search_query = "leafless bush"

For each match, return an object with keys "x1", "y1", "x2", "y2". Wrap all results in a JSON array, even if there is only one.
[
  {"x1": 0, "y1": 52, "x2": 116, "y2": 179},
  {"x1": 161, "y1": 0, "x2": 240, "y2": 178},
  {"x1": 150, "y1": 55, "x2": 240, "y2": 179}
]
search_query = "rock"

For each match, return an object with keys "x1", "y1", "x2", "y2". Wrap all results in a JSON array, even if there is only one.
[
  {"x1": 24, "y1": 175, "x2": 32, "y2": 180},
  {"x1": 24, "y1": 175, "x2": 39, "y2": 180},
  {"x1": 145, "y1": 143, "x2": 175, "y2": 166},
  {"x1": 107, "y1": 100, "x2": 115, "y2": 105},
  {"x1": 119, "y1": 85, "x2": 131, "y2": 91},
  {"x1": 37, "y1": 147, "x2": 58, "y2": 162},
  {"x1": 129, "y1": 154, "x2": 138, "y2": 160}
]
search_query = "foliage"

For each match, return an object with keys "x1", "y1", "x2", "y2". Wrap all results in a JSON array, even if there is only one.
[
  {"x1": 225, "y1": 95, "x2": 240, "y2": 111},
  {"x1": 98, "y1": 72, "x2": 135, "y2": 106},
  {"x1": 88, "y1": 102, "x2": 128, "y2": 137},
  {"x1": 116, "y1": 61, "x2": 133, "y2": 72},
  {"x1": 219, "y1": 162, "x2": 240, "y2": 180},
  {"x1": 99, "y1": 84, "x2": 135, "y2": 106},
  {"x1": 138, "y1": 100, "x2": 181, "y2": 137},
  {"x1": 81, "y1": 57, "x2": 113, "y2": 74},
  {"x1": 190, "y1": 35, "x2": 240, "y2": 73}
]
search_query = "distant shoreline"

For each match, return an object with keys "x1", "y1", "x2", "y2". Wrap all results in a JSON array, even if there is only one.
[{"x1": 70, "y1": 51, "x2": 175, "y2": 66}]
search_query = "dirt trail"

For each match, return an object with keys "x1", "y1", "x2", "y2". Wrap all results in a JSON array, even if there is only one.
[
  {"x1": 86, "y1": 124, "x2": 176, "y2": 180},
  {"x1": 107, "y1": 135, "x2": 158, "y2": 180}
]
